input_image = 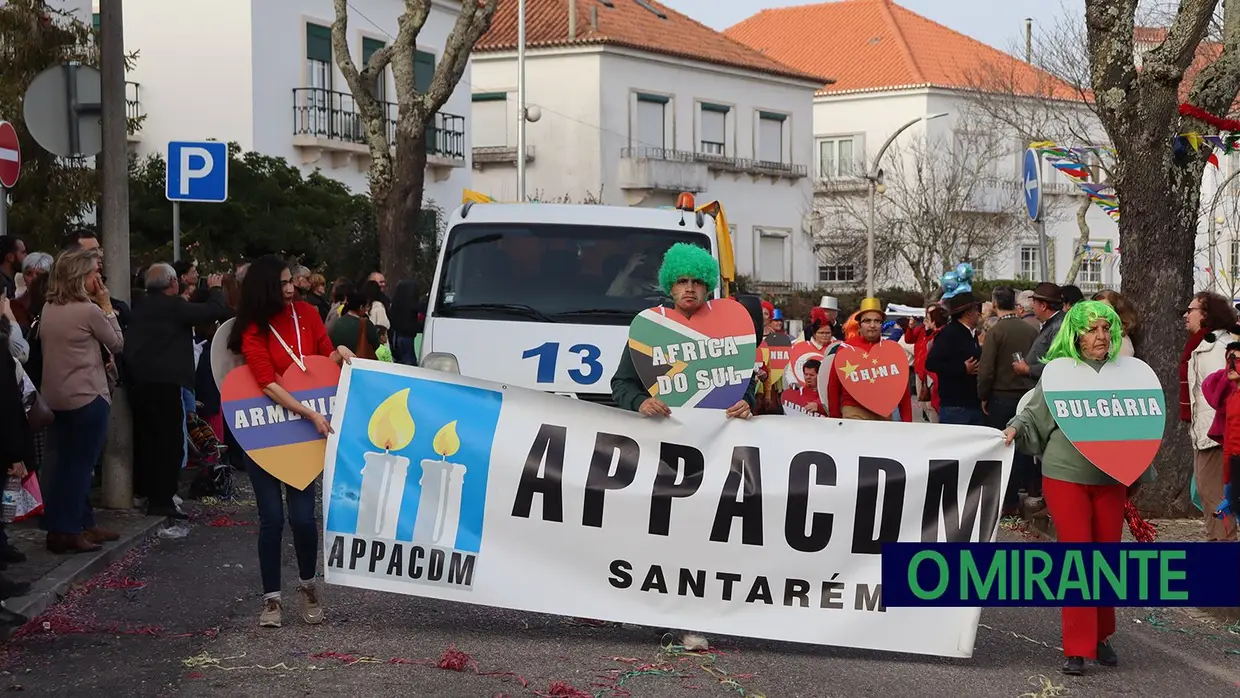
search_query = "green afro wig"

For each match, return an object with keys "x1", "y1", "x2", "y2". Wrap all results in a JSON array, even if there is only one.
[
  {"x1": 657, "y1": 242, "x2": 719, "y2": 295},
  {"x1": 1043, "y1": 300, "x2": 1125, "y2": 364}
]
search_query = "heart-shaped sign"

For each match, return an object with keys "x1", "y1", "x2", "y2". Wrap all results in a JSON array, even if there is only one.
[
  {"x1": 1041, "y1": 356, "x2": 1166, "y2": 486},
  {"x1": 210, "y1": 319, "x2": 244, "y2": 391},
  {"x1": 760, "y1": 332, "x2": 793, "y2": 390},
  {"x1": 826, "y1": 340, "x2": 910, "y2": 417},
  {"x1": 781, "y1": 386, "x2": 824, "y2": 418},
  {"x1": 627, "y1": 298, "x2": 757, "y2": 409},
  {"x1": 221, "y1": 355, "x2": 342, "y2": 489},
  {"x1": 787, "y1": 341, "x2": 830, "y2": 386}
]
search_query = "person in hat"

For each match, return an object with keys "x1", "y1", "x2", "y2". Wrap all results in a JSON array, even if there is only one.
[
  {"x1": 819, "y1": 295, "x2": 844, "y2": 340},
  {"x1": 925, "y1": 291, "x2": 984, "y2": 425},
  {"x1": 610, "y1": 243, "x2": 756, "y2": 421},
  {"x1": 1014, "y1": 282, "x2": 1065, "y2": 381},
  {"x1": 826, "y1": 298, "x2": 912, "y2": 421}
]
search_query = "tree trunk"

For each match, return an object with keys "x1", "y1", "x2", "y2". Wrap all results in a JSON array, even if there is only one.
[
  {"x1": 1061, "y1": 196, "x2": 1092, "y2": 284},
  {"x1": 1118, "y1": 156, "x2": 1203, "y2": 518},
  {"x1": 375, "y1": 128, "x2": 428, "y2": 283}
]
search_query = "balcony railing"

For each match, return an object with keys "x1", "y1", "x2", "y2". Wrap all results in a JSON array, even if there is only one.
[
  {"x1": 621, "y1": 147, "x2": 807, "y2": 179},
  {"x1": 291, "y1": 87, "x2": 465, "y2": 161},
  {"x1": 125, "y1": 81, "x2": 142, "y2": 120}
]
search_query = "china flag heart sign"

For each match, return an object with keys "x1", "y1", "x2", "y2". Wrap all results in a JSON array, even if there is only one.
[
  {"x1": 627, "y1": 298, "x2": 757, "y2": 409},
  {"x1": 1041, "y1": 356, "x2": 1166, "y2": 486},
  {"x1": 829, "y1": 340, "x2": 909, "y2": 417},
  {"x1": 221, "y1": 355, "x2": 342, "y2": 490}
]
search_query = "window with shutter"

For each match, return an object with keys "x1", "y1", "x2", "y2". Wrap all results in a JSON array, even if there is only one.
[
  {"x1": 305, "y1": 23, "x2": 333, "y2": 136},
  {"x1": 362, "y1": 37, "x2": 386, "y2": 102},
  {"x1": 758, "y1": 114, "x2": 784, "y2": 163},
  {"x1": 415, "y1": 50, "x2": 437, "y2": 152},
  {"x1": 635, "y1": 94, "x2": 668, "y2": 150},
  {"x1": 700, "y1": 103, "x2": 728, "y2": 156}
]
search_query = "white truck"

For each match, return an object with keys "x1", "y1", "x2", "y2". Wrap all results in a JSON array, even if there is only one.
[{"x1": 419, "y1": 193, "x2": 736, "y2": 405}]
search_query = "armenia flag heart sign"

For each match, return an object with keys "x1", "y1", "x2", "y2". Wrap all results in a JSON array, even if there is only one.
[
  {"x1": 627, "y1": 298, "x2": 757, "y2": 409},
  {"x1": 222, "y1": 355, "x2": 342, "y2": 490},
  {"x1": 1041, "y1": 356, "x2": 1166, "y2": 486}
]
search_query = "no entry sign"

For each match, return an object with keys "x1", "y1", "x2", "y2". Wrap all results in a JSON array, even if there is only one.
[{"x1": 0, "y1": 121, "x2": 20, "y2": 189}]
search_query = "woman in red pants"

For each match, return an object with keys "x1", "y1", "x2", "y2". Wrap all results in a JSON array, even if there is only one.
[{"x1": 1003, "y1": 300, "x2": 1156, "y2": 676}]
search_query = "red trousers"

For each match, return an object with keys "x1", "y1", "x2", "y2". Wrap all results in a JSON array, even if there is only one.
[{"x1": 1042, "y1": 475, "x2": 1127, "y2": 658}]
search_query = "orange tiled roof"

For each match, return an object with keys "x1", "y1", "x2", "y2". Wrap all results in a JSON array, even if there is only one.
[
  {"x1": 474, "y1": 0, "x2": 830, "y2": 84},
  {"x1": 725, "y1": 0, "x2": 1080, "y2": 99}
]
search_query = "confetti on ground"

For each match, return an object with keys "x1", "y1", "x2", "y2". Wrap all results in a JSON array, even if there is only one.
[
  {"x1": 1019, "y1": 674, "x2": 1068, "y2": 698},
  {"x1": 658, "y1": 642, "x2": 764, "y2": 697},
  {"x1": 203, "y1": 515, "x2": 254, "y2": 527},
  {"x1": 182, "y1": 651, "x2": 299, "y2": 672}
]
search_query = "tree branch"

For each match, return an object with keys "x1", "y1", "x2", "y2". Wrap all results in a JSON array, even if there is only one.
[
  {"x1": 1144, "y1": 0, "x2": 1220, "y2": 80},
  {"x1": 1084, "y1": 0, "x2": 1140, "y2": 121},
  {"x1": 1187, "y1": 0, "x2": 1240, "y2": 115},
  {"x1": 419, "y1": 0, "x2": 500, "y2": 115},
  {"x1": 391, "y1": 0, "x2": 431, "y2": 115}
]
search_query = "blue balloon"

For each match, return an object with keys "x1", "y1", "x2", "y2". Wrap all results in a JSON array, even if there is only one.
[
  {"x1": 955, "y1": 262, "x2": 974, "y2": 281},
  {"x1": 940, "y1": 271, "x2": 960, "y2": 293}
]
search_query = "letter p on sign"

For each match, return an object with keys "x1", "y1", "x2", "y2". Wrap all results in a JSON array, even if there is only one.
[{"x1": 166, "y1": 140, "x2": 229, "y2": 203}]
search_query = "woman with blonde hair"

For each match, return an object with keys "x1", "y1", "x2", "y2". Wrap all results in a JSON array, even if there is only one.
[
  {"x1": 1092, "y1": 289, "x2": 1138, "y2": 356},
  {"x1": 39, "y1": 248, "x2": 124, "y2": 554}
]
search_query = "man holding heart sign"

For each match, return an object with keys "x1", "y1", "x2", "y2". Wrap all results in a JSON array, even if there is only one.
[
  {"x1": 1003, "y1": 301, "x2": 1160, "y2": 676},
  {"x1": 824, "y1": 297, "x2": 912, "y2": 421}
]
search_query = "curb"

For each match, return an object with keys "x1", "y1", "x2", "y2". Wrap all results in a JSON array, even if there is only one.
[
  {"x1": 1024, "y1": 512, "x2": 1240, "y2": 625},
  {"x1": 5, "y1": 515, "x2": 167, "y2": 621}
]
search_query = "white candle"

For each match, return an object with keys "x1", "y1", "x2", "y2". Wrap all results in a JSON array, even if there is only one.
[
  {"x1": 413, "y1": 459, "x2": 467, "y2": 548},
  {"x1": 359, "y1": 451, "x2": 410, "y2": 538}
]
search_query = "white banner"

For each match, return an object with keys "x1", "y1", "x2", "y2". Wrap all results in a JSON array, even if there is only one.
[{"x1": 322, "y1": 360, "x2": 1012, "y2": 658}]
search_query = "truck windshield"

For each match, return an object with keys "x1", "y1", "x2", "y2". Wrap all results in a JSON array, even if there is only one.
[{"x1": 434, "y1": 222, "x2": 714, "y2": 324}]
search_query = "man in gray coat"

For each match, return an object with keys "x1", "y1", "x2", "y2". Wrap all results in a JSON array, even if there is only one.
[{"x1": 1013, "y1": 282, "x2": 1065, "y2": 381}]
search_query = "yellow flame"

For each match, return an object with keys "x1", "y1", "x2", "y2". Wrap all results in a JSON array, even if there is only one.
[
  {"x1": 432, "y1": 421, "x2": 461, "y2": 458},
  {"x1": 367, "y1": 389, "x2": 414, "y2": 451}
]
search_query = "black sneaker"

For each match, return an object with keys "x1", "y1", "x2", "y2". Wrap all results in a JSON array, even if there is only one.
[
  {"x1": 0, "y1": 577, "x2": 30, "y2": 600},
  {"x1": 1062, "y1": 656, "x2": 1085, "y2": 675},
  {"x1": 1, "y1": 545, "x2": 26, "y2": 565},
  {"x1": 1096, "y1": 641, "x2": 1118, "y2": 666}
]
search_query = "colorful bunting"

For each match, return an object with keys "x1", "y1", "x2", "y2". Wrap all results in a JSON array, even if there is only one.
[{"x1": 1029, "y1": 142, "x2": 1121, "y2": 222}]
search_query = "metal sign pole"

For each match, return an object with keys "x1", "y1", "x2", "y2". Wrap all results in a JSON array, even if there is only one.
[
  {"x1": 172, "y1": 200, "x2": 181, "y2": 262},
  {"x1": 1038, "y1": 218, "x2": 1050, "y2": 282},
  {"x1": 0, "y1": 187, "x2": 7, "y2": 238}
]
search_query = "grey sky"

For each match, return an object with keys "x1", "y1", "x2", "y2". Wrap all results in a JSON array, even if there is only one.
[{"x1": 664, "y1": 0, "x2": 1084, "y2": 54}]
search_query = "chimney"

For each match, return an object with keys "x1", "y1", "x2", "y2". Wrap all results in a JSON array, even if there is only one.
[
  {"x1": 568, "y1": 0, "x2": 576, "y2": 40},
  {"x1": 1025, "y1": 18, "x2": 1033, "y2": 63},
  {"x1": 590, "y1": 5, "x2": 598, "y2": 30}
]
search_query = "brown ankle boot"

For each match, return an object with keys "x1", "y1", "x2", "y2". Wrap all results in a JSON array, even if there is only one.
[
  {"x1": 46, "y1": 532, "x2": 102, "y2": 555},
  {"x1": 83, "y1": 527, "x2": 120, "y2": 543}
]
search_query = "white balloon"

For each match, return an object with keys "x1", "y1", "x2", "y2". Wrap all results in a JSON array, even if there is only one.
[{"x1": 210, "y1": 318, "x2": 246, "y2": 391}]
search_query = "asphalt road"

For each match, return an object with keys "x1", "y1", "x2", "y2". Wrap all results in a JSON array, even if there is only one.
[{"x1": 2, "y1": 497, "x2": 1237, "y2": 698}]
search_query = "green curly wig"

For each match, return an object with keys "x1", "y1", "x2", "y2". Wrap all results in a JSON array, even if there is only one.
[
  {"x1": 657, "y1": 242, "x2": 719, "y2": 294},
  {"x1": 1042, "y1": 300, "x2": 1124, "y2": 364}
]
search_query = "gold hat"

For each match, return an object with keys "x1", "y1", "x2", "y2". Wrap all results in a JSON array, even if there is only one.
[{"x1": 858, "y1": 297, "x2": 885, "y2": 319}]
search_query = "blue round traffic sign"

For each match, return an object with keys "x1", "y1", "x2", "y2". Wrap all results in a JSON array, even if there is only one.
[{"x1": 1023, "y1": 148, "x2": 1042, "y2": 221}]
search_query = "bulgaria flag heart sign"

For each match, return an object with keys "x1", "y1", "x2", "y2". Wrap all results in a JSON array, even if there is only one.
[
  {"x1": 829, "y1": 340, "x2": 909, "y2": 417},
  {"x1": 627, "y1": 298, "x2": 757, "y2": 409},
  {"x1": 1041, "y1": 356, "x2": 1166, "y2": 486},
  {"x1": 222, "y1": 355, "x2": 342, "y2": 489}
]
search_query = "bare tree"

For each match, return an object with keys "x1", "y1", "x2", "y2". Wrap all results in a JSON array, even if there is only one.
[
  {"x1": 816, "y1": 132, "x2": 1027, "y2": 297},
  {"x1": 330, "y1": 0, "x2": 499, "y2": 281},
  {"x1": 1083, "y1": 0, "x2": 1240, "y2": 516}
]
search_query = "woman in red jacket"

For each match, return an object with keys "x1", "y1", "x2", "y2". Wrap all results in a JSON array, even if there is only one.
[{"x1": 226, "y1": 255, "x2": 354, "y2": 630}]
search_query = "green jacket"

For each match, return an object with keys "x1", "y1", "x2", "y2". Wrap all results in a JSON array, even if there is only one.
[
  {"x1": 1008, "y1": 359, "x2": 1157, "y2": 487},
  {"x1": 610, "y1": 342, "x2": 757, "y2": 412}
]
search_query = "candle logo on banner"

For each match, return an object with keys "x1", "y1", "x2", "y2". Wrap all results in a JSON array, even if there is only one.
[
  {"x1": 626, "y1": 298, "x2": 756, "y2": 409},
  {"x1": 1040, "y1": 356, "x2": 1166, "y2": 486},
  {"x1": 324, "y1": 369, "x2": 502, "y2": 592},
  {"x1": 220, "y1": 354, "x2": 341, "y2": 490}
]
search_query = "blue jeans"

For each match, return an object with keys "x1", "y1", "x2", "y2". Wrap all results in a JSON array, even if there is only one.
[
  {"x1": 247, "y1": 455, "x2": 318, "y2": 594},
  {"x1": 181, "y1": 388, "x2": 194, "y2": 469},
  {"x1": 42, "y1": 397, "x2": 109, "y2": 534},
  {"x1": 939, "y1": 405, "x2": 985, "y2": 426},
  {"x1": 393, "y1": 335, "x2": 417, "y2": 366}
]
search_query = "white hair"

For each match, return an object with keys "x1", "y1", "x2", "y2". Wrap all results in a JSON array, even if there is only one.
[
  {"x1": 292, "y1": 265, "x2": 311, "y2": 279},
  {"x1": 1016, "y1": 290, "x2": 1035, "y2": 311},
  {"x1": 21, "y1": 251, "x2": 53, "y2": 274},
  {"x1": 145, "y1": 263, "x2": 178, "y2": 291}
]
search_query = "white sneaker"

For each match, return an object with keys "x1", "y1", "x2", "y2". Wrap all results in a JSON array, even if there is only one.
[
  {"x1": 298, "y1": 586, "x2": 323, "y2": 624},
  {"x1": 681, "y1": 633, "x2": 709, "y2": 651},
  {"x1": 259, "y1": 598, "x2": 282, "y2": 628}
]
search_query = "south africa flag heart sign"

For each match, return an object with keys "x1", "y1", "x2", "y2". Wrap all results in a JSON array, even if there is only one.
[
  {"x1": 627, "y1": 298, "x2": 757, "y2": 409},
  {"x1": 1041, "y1": 356, "x2": 1166, "y2": 486}
]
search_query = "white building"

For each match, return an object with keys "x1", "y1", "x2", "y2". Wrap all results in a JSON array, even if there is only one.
[
  {"x1": 115, "y1": 0, "x2": 471, "y2": 213},
  {"x1": 728, "y1": 0, "x2": 1125, "y2": 295},
  {"x1": 468, "y1": 0, "x2": 827, "y2": 287}
]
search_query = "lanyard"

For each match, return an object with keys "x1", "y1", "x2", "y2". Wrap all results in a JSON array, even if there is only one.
[{"x1": 269, "y1": 304, "x2": 306, "y2": 372}]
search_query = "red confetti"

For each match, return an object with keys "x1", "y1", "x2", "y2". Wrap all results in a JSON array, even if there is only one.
[
  {"x1": 535, "y1": 682, "x2": 592, "y2": 698},
  {"x1": 1126, "y1": 500, "x2": 1158, "y2": 542},
  {"x1": 186, "y1": 672, "x2": 205, "y2": 679},
  {"x1": 437, "y1": 645, "x2": 477, "y2": 672},
  {"x1": 204, "y1": 515, "x2": 254, "y2": 527}
]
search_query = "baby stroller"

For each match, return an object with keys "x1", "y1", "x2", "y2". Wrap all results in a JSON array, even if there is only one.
[{"x1": 187, "y1": 408, "x2": 235, "y2": 500}]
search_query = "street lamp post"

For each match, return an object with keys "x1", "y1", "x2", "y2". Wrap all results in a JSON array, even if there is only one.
[
  {"x1": 864, "y1": 112, "x2": 948, "y2": 297},
  {"x1": 1207, "y1": 168, "x2": 1240, "y2": 293},
  {"x1": 516, "y1": 0, "x2": 527, "y2": 201}
]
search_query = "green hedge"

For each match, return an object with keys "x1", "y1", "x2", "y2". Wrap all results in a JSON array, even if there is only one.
[{"x1": 735, "y1": 276, "x2": 1041, "y2": 320}]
